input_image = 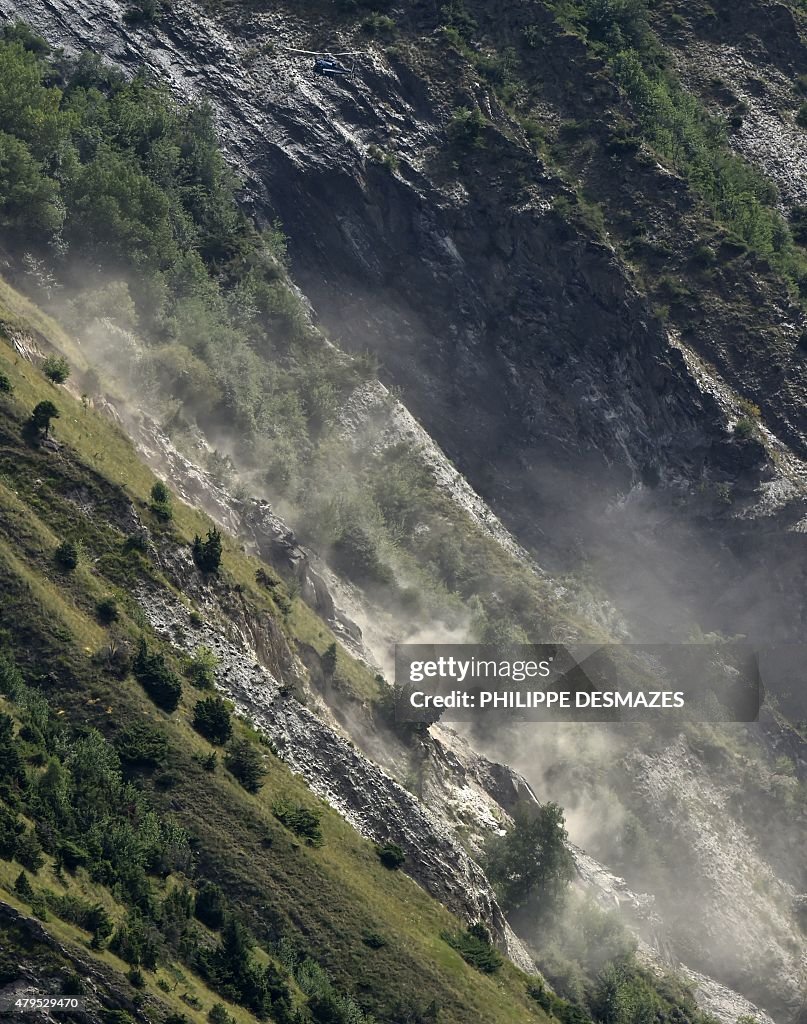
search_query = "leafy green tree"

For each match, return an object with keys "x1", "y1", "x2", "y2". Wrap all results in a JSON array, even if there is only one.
[
  {"x1": 0, "y1": 370, "x2": 12, "y2": 394},
  {"x1": 225, "y1": 739, "x2": 266, "y2": 793},
  {"x1": 193, "y1": 696, "x2": 232, "y2": 746},
  {"x1": 0, "y1": 124, "x2": 63, "y2": 236},
  {"x1": 149, "y1": 480, "x2": 173, "y2": 521},
  {"x1": 484, "y1": 801, "x2": 575, "y2": 916},
  {"x1": 28, "y1": 400, "x2": 58, "y2": 435},
  {"x1": 42, "y1": 354, "x2": 70, "y2": 384}
]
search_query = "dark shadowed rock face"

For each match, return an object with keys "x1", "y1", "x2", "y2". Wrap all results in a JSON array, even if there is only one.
[
  {"x1": 4, "y1": 0, "x2": 806, "y2": 641},
  {"x1": 0, "y1": 0, "x2": 731, "y2": 491}
]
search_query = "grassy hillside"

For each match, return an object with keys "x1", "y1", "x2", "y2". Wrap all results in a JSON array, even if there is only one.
[{"x1": 0, "y1": 291, "x2": 555, "y2": 1024}]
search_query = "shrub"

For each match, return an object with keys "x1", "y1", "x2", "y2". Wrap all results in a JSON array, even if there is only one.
[
  {"x1": 115, "y1": 721, "x2": 169, "y2": 768},
  {"x1": 42, "y1": 354, "x2": 70, "y2": 384},
  {"x1": 150, "y1": 481, "x2": 173, "y2": 521},
  {"x1": 361, "y1": 12, "x2": 395, "y2": 36},
  {"x1": 798, "y1": 103, "x2": 807, "y2": 129},
  {"x1": 96, "y1": 596, "x2": 119, "y2": 624},
  {"x1": 376, "y1": 842, "x2": 405, "y2": 870},
  {"x1": 194, "y1": 882, "x2": 226, "y2": 929},
  {"x1": 0, "y1": 370, "x2": 13, "y2": 394},
  {"x1": 133, "y1": 638, "x2": 182, "y2": 711},
  {"x1": 192, "y1": 528, "x2": 222, "y2": 573},
  {"x1": 446, "y1": 106, "x2": 487, "y2": 148},
  {"x1": 272, "y1": 798, "x2": 323, "y2": 846},
  {"x1": 193, "y1": 696, "x2": 232, "y2": 746},
  {"x1": 54, "y1": 539, "x2": 79, "y2": 571},
  {"x1": 128, "y1": 967, "x2": 146, "y2": 989},
  {"x1": 225, "y1": 739, "x2": 267, "y2": 793},
  {"x1": 124, "y1": 0, "x2": 165, "y2": 23},
  {"x1": 28, "y1": 400, "x2": 59, "y2": 435},
  {"x1": 208, "y1": 1004, "x2": 234, "y2": 1024},
  {"x1": 441, "y1": 923, "x2": 502, "y2": 974},
  {"x1": 185, "y1": 646, "x2": 217, "y2": 689},
  {"x1": 734, "y1": 417, "x2": 755, "y2": 440}
]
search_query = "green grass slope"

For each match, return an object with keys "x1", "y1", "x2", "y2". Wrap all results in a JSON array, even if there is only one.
[{"x1": 0, "y1": 288, "x2": 549, "y2": 1024}]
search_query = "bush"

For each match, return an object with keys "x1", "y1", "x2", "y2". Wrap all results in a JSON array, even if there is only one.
[
  {"x1": 96, "y1": 596, "x2": 119, "y2": 624},
  {"x1": 194, "y1": 882, "x2": 226, "y2": 929},
  {"x1": 133, "y1": 638, "x2": 182, "y2": 711},
  {"x1": 0, "y1": 370, "x2": 13, "y2": 394},
  {"x1": 128, "y1": 967, "x2": 146, "y2": 989},
  {"x1": 272, "y1": 798, "x2": 323, "y2": 846},
  {"x1": 185, "y1": 646, "x2": 217, "y2": 689},
  {"x1": 150, "y1": 481, "x2": 173, "y2": 521},
  {"x1": 115, "y1": 721, "x2": 169, "y2": 768},
  {"x1": 54, "y1": 539, "x2": 79, "y2": 571},
  {"x1": 225, "y1": 739, "x2": 267, "y2": 793},
  {"x1": 361, "y1": 13, "x2": 395, "y2": 36},
  {"x1": 42, "y1": 355, "x2": 70, "y2": 384},
  {"x1": 734, "y1": 417, "x2": 755, "y2": 440},
  {"x1": 376, "y1": 842, "x2": 405, "y2": 870},
  {"x1": 798, "y1": 103, "x2": 807, "y2": 129},
  {"x1": 208, "y1": 1006, "x2": 234, "y2": 1024},
  {"x1": 193, "y1": 696, "x2": 232, "y2": 746},
  {"x1": 446, "y1": 106, "x2": 487, "y2": 148},
  {"x1": 441, "y1": 923, "x2": 502, "y2": 974},
  {"x1": 192, "y1": 528, "x2": 222, "y2": 573},
  {"x1": 123, "y1": 0, "x2": 165, "y2": 23}
]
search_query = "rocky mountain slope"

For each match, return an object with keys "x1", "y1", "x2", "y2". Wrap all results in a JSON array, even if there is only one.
[{"x1": 0, "y1": 1, "x2": 805, "y2": 1023}]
